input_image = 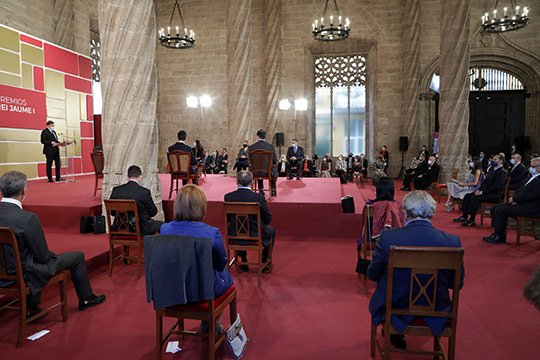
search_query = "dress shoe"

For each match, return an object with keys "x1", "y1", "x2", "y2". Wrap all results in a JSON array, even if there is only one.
[
  {"x1": 483, "y1": 233, "x2": 497, "y2": 241},
  {"x1": 483, "y1": 233, "x2": 506, "y2": 243},
  {"x1": 271, "y1": 190, "x2": 276, "y2": 197},
  {"x1": 56, "y1": 178, "x2": 66, "y2": 182},
  {"x1": 296, "y1": 176, "x2": 300, "y2": 180},
  {"x1": 258, "y1": 190, "x2": 265, "y2": 195},
  {"x1": 462, "y1": 219, "x2": 476, "y2": 227},
  {"x1": 26, "y1": 306, "x2": 46, "y2": 320},
  {"x1": 287, "y1": 176, "x2": 293, "y2": 180},
  {"x1": 78, "y1": 294, "x2": 106, "y2": 311},
  {"x1": 453, "y1": 216, "x2": 467, "y2": 222},
  {"x1": 48, "y1": 180, "x2": 54, "y2": 183},
  {"x1": 400, "y1": 187, "x2": 411, "y2": 191},
  {"x1": 262, "y1": 263, "x2": 273, "y2": 274}
]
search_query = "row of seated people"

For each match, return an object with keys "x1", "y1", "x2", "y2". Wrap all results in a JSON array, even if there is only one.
[{"x1": 400, "y1": 153, "x2": 441, "y2": 191}]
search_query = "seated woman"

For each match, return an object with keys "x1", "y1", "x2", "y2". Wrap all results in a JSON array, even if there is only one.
[
  {"x1": 352, "y1": 156, "x2": 364, "y2": 185},
  {"x1": 320, "y1": 154, "x2": 332, "y2": 178},
  {"x1": 160, "y1": 185, "x2": 233, "y2": 333},
  {"x1": 193, "y1": 140, "x2": 205, "y2": 163},
  {"x1": 335, "y1": 154, "x2": 347, "y2": 183},
  {"x1": 233, "y1": 140, "x2": 250, "y2": 171},
  {"x1": 372, "y1": 154, "x2": 387, "y2": 185},
  {"x1": 444, "y1": 157, "x2": 484, "y2": 212},
  {"x1": 311, "y1": 154, "x2": 320, "y2": 177}
]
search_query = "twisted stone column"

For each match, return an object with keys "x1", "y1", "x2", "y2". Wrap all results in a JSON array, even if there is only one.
[
  {"x1": 400, "y1": 0, "x2": 422, "y2": 161},
  {"x1": 264, "y1": 0, "x2": 282, "y2": 139},
  {"x1": 227, "y1": 0, "x2": 253, "y2": 156},
  {"x1": 99, "y1": 0, "x2": 163, "y2": 219},
  {"x1": 439, "y1": 0, "x2": 471, "y2": 182}
]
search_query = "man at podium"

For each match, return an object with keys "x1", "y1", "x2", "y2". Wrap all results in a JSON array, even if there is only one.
[{"x1": 40, "y1": 120, "x2": 65, "y2": 182}]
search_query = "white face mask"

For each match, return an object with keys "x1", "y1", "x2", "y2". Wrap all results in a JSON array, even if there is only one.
[
  {"x1": 193, "y1": 143, "x2": 197, "y2": 147},
  {"x1": 469, "y1": 162, "x2": 474, "y2": 168},
  {"x1": 382, "y1": 147, "x2": 386, "y2": 151},
  {"x1": 50, "y1": 126, "x2": 55, "y2": 131},
  {"x1": 428, "y1": 160, "x2": 433, "y2": 165}
]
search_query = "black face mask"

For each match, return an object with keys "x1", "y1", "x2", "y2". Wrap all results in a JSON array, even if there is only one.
[{"x1": 243, "y1": 144, "x2": 248, "y2": 148}]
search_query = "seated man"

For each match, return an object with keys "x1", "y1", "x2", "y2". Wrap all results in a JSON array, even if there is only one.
[
  {"x1": 401, "y1": 153, "x2": 427, "y2": 191},
  {"x1": 205, "y1": 150, "x2": 217, "y2": 174},
  {"x1": 224, "y1": 171, "x2": 276, "y2": 272},
  {"x1": 367, "y1": 191, "x2": 464, "y2": 349},
  {"x1": 110, "y1": 165, "x2": 163, "y2": 236},
  {"x1": 0, "y1": 171, "x2": 105, "y2": 312},
  {"x1": 454, "y1": 154, "x2": 508, "y2": 227},
  {"x1": 168, "y1": 130, "x2": 198, "y2": 185},
  {"x1": 413, "y1": 156, "x2": 440, "y2": 190},
  {"x1": 286, "y1": 138, "x2": 304, "y2": 180},
  {"x1": 216, "y1": 148, "x2": 229, "y2": 174},
  {"x1": 484, "y1": 157, "x2": 540, "y2": 243},
  {"x1": 301, "y1": 156, "x2": 312, "y2": 177},
  {"x1": 248, "y1": 129, "x2": 278, "y2": 196},
  {"x1": 508, "y1": 154, "x2": 527, "y2": 191}
]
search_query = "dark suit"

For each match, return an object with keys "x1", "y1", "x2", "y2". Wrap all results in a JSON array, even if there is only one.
[
  {"x1": 168, "y1": 141, "x2": 197, "y2": 184},
  {"x1": 460, "y1": 166, "x2": 508, "y2": 220},
  {"x1": 367, "y1": 220, "x2": 464, "y2": 336},
  {"x1": 286, "y1": 145, "x2": 305, "y2": 177},
  {"x1": 414, "y1": 163, "x2": 440, "y2": 190},
  {"x1": 402, "y1": 160, "x2": 428, "y2": 189},
  {"x1": 508, "y1": 163, "x2": 527, "y2": 190},
  {"x1": 490, "y1": 175, "x2": 540, "y2": 235},
  {"x1": 224, "y1": 187, "x2": 276, "y2": 262},
  {"x1": 248, "y1": 140, "x2": 278, "y2": 193},
  {"x1": 110, "y1": 180, "x2": 162, "y2": 236},
  {"x1": 217, "y1": 153, "x2": 229, "y2": 174},
  {"x1": 481, "y1": 157, "x2": 489, "y2": 172},
  {"x1": 205, "y1": 153, "x2": 217, "y2": 174},
  {"x1": 40, "y1": 127, "x2": 61, "y2": 181},
  {"x1": 0, "y1": 201, "x2": 93, "y2": 304}
]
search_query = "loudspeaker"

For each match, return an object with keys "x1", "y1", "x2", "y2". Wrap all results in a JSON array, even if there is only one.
[
  {"x1": 341, "y1": 195, "x2": 355, "y2": 213},
  {"x1": 399, "y1": 136, "x2": 409, "y2": 152},
  {"x1": 275, "y1": 132, "x2": 284, "y2": 146},
  {"x1": 93, "y1": 215, "x2": 106, "y2": 234}
]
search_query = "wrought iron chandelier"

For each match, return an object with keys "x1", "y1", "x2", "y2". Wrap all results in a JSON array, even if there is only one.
[
  {"x1": 312, "y1": 0, "x2": 350, "y2": 42},
  {"x1": 158, "y1": 0, "x2": 195, "y2": 49},
  {"x1": 481, "y1": 0, "x2": 529, "y2": 33}
]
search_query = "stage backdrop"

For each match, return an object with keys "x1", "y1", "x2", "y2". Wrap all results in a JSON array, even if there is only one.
[{"x1": 0, "y1": 24, "x2": 94, "y2": 179}]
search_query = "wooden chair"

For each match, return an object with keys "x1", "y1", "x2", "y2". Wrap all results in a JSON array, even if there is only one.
[
  {"x1": 248, "y1": 149, "x2": 277, "y2": 197},
  {"x1": 167, "y1": 151, "x2": 196, "y2": 199},
  {"x1": 433, "y1": 168, "x2": 459, "y2": 203},
  {"x1": 0, "y1": 227, "x2": 68, "y2": 348},
  {"x1": 509, "y1": 216, "x2": 540, "y2": 245},
  {"x1": 91, "y1": 151, "x2": 104, "y2": 197},
  {"x1": 147, "y1": 236, "x2": 238, "y2": 360},
  {"x1": 479, "y1": 178, "x2": 511, "y2": 226},
  {"x1": 370, "y1": 246, "x2": 464, "y2": 360},
  {"x1": 104, "y1": 199, "x2": 144, "y2": 279},
  {"x1": 223, "y1": 202, "x2": 273, "y2": 288},
  {"x1": 359, "y1": 204, "x2": 376, "y2": 293}
]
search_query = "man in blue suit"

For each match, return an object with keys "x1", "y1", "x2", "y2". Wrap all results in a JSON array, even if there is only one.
[
  {"x1": 286, "y1": 138, "x2": 304, "y2": 180},
  {"x1": 367, "y1": 191, "x2": 464, "y2": 349}
]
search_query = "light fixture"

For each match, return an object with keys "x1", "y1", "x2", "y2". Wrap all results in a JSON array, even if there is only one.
[
  {"x1": 279, "y1": 98, "x2": 308, "y2": 138},
  {"x1": 158, "y1": 0, "x2": 195, "y2": 49},
  {"x1": 278, "y1": 99, "x2": 291, "y2": 110},
  {"x1": 312, "y1": 0, "x2": 350, "y2": 42},
  {"x1": 481, "y1": 0, "x2": 529, "y2": 33},
  {"x1": 186, "y1": 95, "x2": 212, "y2": 144}
]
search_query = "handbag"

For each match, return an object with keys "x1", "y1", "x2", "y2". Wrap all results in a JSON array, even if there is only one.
[
  {"x1": 80, "y1": 216, "x2": 93, "y2": 234},
  {"x1": 226, "y1": 314, "x2": 250, "y2": 360}
]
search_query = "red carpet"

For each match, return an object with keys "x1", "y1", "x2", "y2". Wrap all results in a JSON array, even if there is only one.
[{"x1": 1, "y1": 178, "x2": 539, "y2": 359}]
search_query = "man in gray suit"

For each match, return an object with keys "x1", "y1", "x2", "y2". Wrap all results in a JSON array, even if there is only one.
[{"x1": 0, "y1": 171, "x2": 105, "y2": 314}]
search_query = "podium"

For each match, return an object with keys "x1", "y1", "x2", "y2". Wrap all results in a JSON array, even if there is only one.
[{"x1": 59, "y1": 135, "x2": 78, "y2": 183}]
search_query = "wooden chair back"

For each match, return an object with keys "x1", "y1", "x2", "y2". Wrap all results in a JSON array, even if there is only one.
[
  {"x1": 248, "y1": 149, "x2": 274, "y2": 178},
  {"x1": 167, "y1": 151, "x2": 192, "y2": 175},
  {"x1": 223, "y1": 202, "x2": 271, "y2": 288},
  {"x1": 372, "y1": 245, "x2": 464, "y2": 359},
  {"x1": 91, "y1": 151, "x2": 104, "y2": 174},
  {"x1": 103, "y1": 199, "x2": 144, "y2": 279},
  {"x1": 361, "y1": 204, "x2": 376, "y2": 257},
  {"x1": 0, "y1": 227, "x2": 67, "y2": 347}
]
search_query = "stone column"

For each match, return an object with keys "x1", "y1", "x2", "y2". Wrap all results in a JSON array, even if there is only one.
[
  {"x1": 263, "y1": 0, "x2": 282, "y2": 139},
  {"x1": 98, "y1": 0, "x2": 163, "y2": 219},
  {"x1": 439, "y1": 0, "x2": 471, "y2": 181},
  {"x1": 53, "y1": 0, "x2": 75, "y2": 50},
  {"x1": 400, "y1": 0, "x2": 422, "y2": 162},
  {"x1": 227, "y1": 0, "x2": 253, "y2": 156}
]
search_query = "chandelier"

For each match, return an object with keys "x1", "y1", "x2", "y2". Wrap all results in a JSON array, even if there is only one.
[
  {"x1": 481, "y1": 0, "x2": 529, "y2": 33},
  {"x1": 158, "y1": 0, "x2": 195, "y2": 49},
  {"x1": 312, "y1": 0, "x2": 350, "y2": 42}
]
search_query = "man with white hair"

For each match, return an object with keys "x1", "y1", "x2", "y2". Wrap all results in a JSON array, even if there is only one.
[{"x1": 367, "y1": 191, "x2": 464, "y2": 350}]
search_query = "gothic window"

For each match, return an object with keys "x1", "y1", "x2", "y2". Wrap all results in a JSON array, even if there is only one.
[
  {"x1": 315, "y1": 55, "x2": 366, "y2": 156},
  {"x1": 469, "y1": 68, "x2": 523, "y2": 91},
  {"x1": 90, "y1": 39, "x2": 101, "y2": 82}
]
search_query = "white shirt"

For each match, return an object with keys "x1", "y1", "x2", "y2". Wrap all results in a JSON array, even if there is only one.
[
  {"x1": 1, "y1": 197, "x2": 22, "y2": 209},
  {"x1": 524, "y1": 172, "x2": 540, "y2": 187}
]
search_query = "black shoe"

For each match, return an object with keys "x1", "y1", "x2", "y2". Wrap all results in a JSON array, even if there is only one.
[
  {"x1": 453, "y1": 216, "x2": 467, "y2": 223},
  {"x1": 262, "y1": 263, "x2": 273, "y2": 273},
  {"x1": 483, "y1": 234, "x2": 506, "y2": 243},
  {"x1": 79, "y1": 294, "x2": 106, "y2": 311},
  {"x1": 26, "y1": 306, "x2": 46, "y2": 320},
  {"x1": 483, "y1": 233, "x2": 497, "y2": 241},
  {"x1": 462, "y1": 219, "x2": 476, "y2": 227},
  {"x1": 239, "y1": 265, "x2": 249, "y2": 272},
  {"x1": 56, "y1": 178, "x2": 66, "y2": 182},
  {"x1": 296, "y1": 176, "x2": 300, "y2": 180},
  {"x1": 48, "y1": 179, "x2": 54, "y2": 183},
  {"x1": 259, "y1": 190, "x2": 265, "y2": 195},
  {"x1": 287, "y1": 176, "x2": 293, "y2": 180},
  {"x1": 271, "y1": 191, "x2": 276, "y2": 197},
  {"x1": 390, "y1": 334, "x2": 407, "y2": 349},
  {"x1": 400, "y1": 187, "x2": 410, "y2": 191}
]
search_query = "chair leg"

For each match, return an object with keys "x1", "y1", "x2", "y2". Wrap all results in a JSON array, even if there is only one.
[
  {"x1": 370, "y1": 321, "x2": 376, "y2": 358},
  {"x1": 448, "y1": 334, "x2": 456, "y2": 360},
  {"x1": 516, "y1": 218, "x2": 521, "y2": 245},
  {"x1": 383, "y1": 325, "x2": 391, "y2": 360},
  {"x1": 60, "y1": 278, "x2": 68, "y2": 321},
  {"x1": 108, "y1": 243, "x2": 114, "y2": 277},
  {"x1": 230, "y1": 296, "x2": 237, "y2": 326},
  {"x1": 209, "y1": 317, "x2": 216, "y2": 360},
  {"x1": 17, "y1": 296, "x2": 27, "y2": 348},
  {"x1": 156, "y1": 313, "x2": 163, "y2": 360},
  {"x1": 364, "y1": 274, "x2": 368, "y2": 294},
  {"x1": 169, "y1": 176, "x2": 173, "y2": 199},
  {"x1": 136, "y1": 246, "x2": 142, "y2": 280},
  {"x1": 94, "y1": 175, "x2": 98, "y2": 197},
  {"x1": 258, "y1": 247, "x2": 263, "y2": 288}
]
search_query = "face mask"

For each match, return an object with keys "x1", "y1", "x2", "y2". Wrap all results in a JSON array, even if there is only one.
[
  {"x1": 222, "y1": 151, "x2": 226, "y2": 155},
  {"x1": 50, "y1": 126, "x2": 55, "y2": 131},
  {"x1": 360, "y1": 156, "x2": 364, "y2": 159},
  {"x1": 243, "y1": 144, "x2": 248, "y2": 148},
  {"x1": 530, "y1": 167, "x2": 537, "y2": 175},
  {"x1": 382, "y1": 147, "x2": 386, "y2": 151},
  {"x1": 422, "y1": 147, "x2": 426, "y2": 151},
  {"x1": 323, "y1": 158, "x2": 327, "y2": 162},
  {"x1": 480, "y1": 155, "x2": 484, "y2": 159},
  {"x1": 193, "y1": 143, "x2": 197, "y2": 147},
  {"x1": 428, "y1": 160, "x2": 433, "y2": 165},
  {"x1": 490, "y1": 160, "x2": 497, "y2": 166},
  {"x1": 510, "y1": 159, "x2": 516, "y2": 165},
  {"x1": 419, "y1": 157, "x2": 423, "y2": 161},
  {"x1": 469, "y1": 162, "x2": 474, "y2": 168},
  {"x1": 512, "y1": 146, "x2": 516, "y2": 150}
]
